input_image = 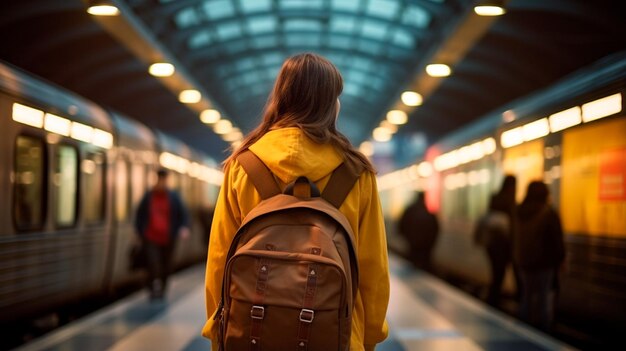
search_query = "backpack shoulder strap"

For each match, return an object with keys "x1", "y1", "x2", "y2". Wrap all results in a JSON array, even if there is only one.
[
  {"x1": 322, "y1": 161, "x2": 363, "y2": 209},
  {"x1": 237, "y1": 150, "x2": 281, "y2": 199}
]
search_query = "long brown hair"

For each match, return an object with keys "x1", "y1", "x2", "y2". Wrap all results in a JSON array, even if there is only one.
[{"x1": 224, "y1": 53, "x2": 375, "y2": 173}]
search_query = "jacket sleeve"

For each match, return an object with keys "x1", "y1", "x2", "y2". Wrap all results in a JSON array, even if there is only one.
[
  {"x1": 356, "y1": 171, "x2": 390, "y2": 348},
  {"x1": 172, "y1": 191, "x2": 190, "y2": 229},
  {"x1": 202, "y1": 163, "x2": 243, "y2": 345}
]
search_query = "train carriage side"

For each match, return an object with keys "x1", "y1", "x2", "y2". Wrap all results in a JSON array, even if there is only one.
[
  {"x1": 0, "y1": 62, "x2": 115, "y2": 323},
  {"x1": 422, "y1": 53, "x2": 626, "y2": 326},
  {"x1": 153, "y1": 131, "x2": 213, "y2": 268},
  {"x1": 106, "y1": 112, "x2": 159, "y2": 290}
]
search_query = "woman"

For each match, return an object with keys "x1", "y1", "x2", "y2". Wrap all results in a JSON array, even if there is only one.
[
  {"x1": 514, "y1": 181, "x2": 565, "y2": 330},
  {"x1": 202, "y1": 53, "x2": 390, "y2": 350}
]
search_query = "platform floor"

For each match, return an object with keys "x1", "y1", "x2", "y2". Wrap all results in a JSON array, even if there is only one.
[{"x1": 13, "y1": 255, "x2": 576, "y2": 351}]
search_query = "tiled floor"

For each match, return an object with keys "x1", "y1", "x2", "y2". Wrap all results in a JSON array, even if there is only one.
[{"x1": 13, "y1": 255, "x2": 576, "y2": 351}]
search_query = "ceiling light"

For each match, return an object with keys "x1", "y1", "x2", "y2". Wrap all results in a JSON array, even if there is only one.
[
  {"x1": 200, "y1": 109, "x2": 221, "y2": 124},
  {"x1": 425, "y1": 64, "x2": 451, "y2": 77},
  {"x1": 474, "y1": 5, "x2": 506, "y2": 16},
  {"x1": 380, "y1": 120, "x2": 398, "y2": 133},
  {"x1": 401, "y1": 91, "x2": 423, "y2": 106},
  {"x1": 149, "y1": 63, "x2": 175, "y2": 77},
  {"x1": 179, "y1": 89, "x2": 201, "y2": 103},
  {"x1": 582, "y1": 93, "x2": 622, "y2": 123},
  {"x1": 12, "y1": 103, "x2": 44, "y2": 128},
  {"x1": 386, "y1": 110, "x2": 408, "y2": 125},
  {"x1": 360, "y1": 141, "x2": 374, "y2": 157},
  {"x1": 87, "y1": 4, "x2": 120, "y2": 16},
  {"x1": 214, "y1": 119, "x2": 232, "y2": 135},
  {"x1": 373, "y1": 127, "x2": 392, "y2": 142}
]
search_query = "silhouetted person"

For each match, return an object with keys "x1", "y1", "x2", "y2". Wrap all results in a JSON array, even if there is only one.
[
  {"x1": 398, "y1": 192, "x2": 439, "y2": 272},
  {"x1": 514, "y1": 181, "x2": 565, "y2": 330},
  {"x1": 474, "y1": 175, "x2": 517, "y2": 306},
  {"x1": 135, "y1": 169, "x2": 190, "y2": 300}
]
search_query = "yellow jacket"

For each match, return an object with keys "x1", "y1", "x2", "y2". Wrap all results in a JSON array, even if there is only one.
[{"x1": 202, "y1": 128, "x2": 390, "y2": 350}]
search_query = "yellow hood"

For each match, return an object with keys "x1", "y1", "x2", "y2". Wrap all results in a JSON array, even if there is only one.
[{"x1": 248, "y1": 127, "x2": 343, "y2": 184}]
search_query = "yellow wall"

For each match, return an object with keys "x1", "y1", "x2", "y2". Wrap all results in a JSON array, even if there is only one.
[
  {"x1": 561, "y1": 117, "x2": 626, "y2": 237},
  {"x1": 503, "y1": 139, "x2": 545, "y2": 203}
]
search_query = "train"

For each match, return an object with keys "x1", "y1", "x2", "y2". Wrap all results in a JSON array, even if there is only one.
[
  {"x1": 380, "y1": 51, "x2": 626, "y2": 336},
  {"x1": 0, "y1": 60, "x2": 222, "y2": 331}
]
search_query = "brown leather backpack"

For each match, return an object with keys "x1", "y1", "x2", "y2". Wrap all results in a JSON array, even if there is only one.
[{"x1": 215, "y1": 151, "x2": 361, "y2": 351}]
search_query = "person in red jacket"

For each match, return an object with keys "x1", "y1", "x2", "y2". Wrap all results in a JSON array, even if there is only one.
[{"x1": 135, "y1": 169, "x2": 190, "y2": 300}]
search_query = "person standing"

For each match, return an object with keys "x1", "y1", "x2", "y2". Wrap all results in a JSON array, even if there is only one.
[
  {"x1": 135, "y1": 169, "x2": 190, "y2": 300},
  {"x1": 475, "y1": 175, "x2": 517, "y2": 306},
  {"x1": 398, "y1": 192, "x2": 439, "y2": 272},
  {"x1": 202, "y1": 53, "x2": 390, "y2": 351},
  {"x1": 514, "y1": 181, "x2": 565, "y2": 330}
]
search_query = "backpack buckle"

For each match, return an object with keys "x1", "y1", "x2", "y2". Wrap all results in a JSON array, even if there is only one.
[
  {"x1": 251, "y1": 306, "x2": 265, "y2": 320},
  {"x1": 299, "y1": 309, "x2": 314, "y2": 323}
]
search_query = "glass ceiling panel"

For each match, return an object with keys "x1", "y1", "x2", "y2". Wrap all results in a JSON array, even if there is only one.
[
  {"x1": 330, "y1": 16, "x2": 356, "y2": 33},
  {"x1": 239, "y1": 0, "x2": 272, "y2": 13},
  {"x1": 203, "y1": 0, "x2": 235, "y2": 20},
  {"x1": 402, "y1": 5, "x2": 431, "y2": 28},
  {"x1": 361, "y1": 20, "x2": 388, "y2": 41},
  {"x1": 367, "y1": 0, "x2": 399, "y2": 20},
  {"x1": 331, "y1": 0, "x2": 360, "y2": 12},
  {"x1": 174, "y1": 7, "x2": 200, "y2": 28},
  {"x1": 188, "y1": 31, "x2": 211, "y2": 49},
  {"x1": 284, "y1": 19, "x2": 323, "y2": 32},
  {"x1": 216, "y1": 21, "x2": 242, "y2": 40},
  {"x1": 280, "y1": 0, "x2": 324, "y2": 10},
  {"x1": 246, "y1": 16, "x2": 278, "y2": 33}
]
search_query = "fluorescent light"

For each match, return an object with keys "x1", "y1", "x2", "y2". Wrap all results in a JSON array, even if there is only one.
[
  {"x1": 149, "y1": 63, "x2": 175, "y2": 77},
  {"x1": 214, "y1": 119, "x2": 232, "y2": 134},
  {"x1": 482, "y1": 137, "x2": 496, "y2": 154},
  {"x1": 474, "y1": 5, "x2": 506, "y2": 16},
  {"x1": 71, "y1": 122, "x2": 94, "y2": 142},
  {"x1": 223, "y1": 128, "x2": 243, "y2": 142},
  {"x1": 360, "y1": 141, "x2": 374, "y2": 157},
  {"x1": 373, "y1": 127, "x2": 392, "y2": 142},
  {"x1": 425, "y1": 64, "x2": 451, "y2": 77},
  {"x1": 522, "y1": 118, "x2": 549, "y2": 141},
  {"x1": 93, "y1": 129, "x2": 113, "y2": 149},
  {"x1": 44, "y1": 113, "x2": 71, "y2": 136},
  {"x1": 401, "y1": 91, "x2": 423, "y2": 106},
  {"x1": 501, "y1": 127, "x2": 523, "y2": 148},
  {"x1": 380, "y1": 120, "x2": 398, "y2": 133},
  {"x1": 386, "y1": 110, "x2": 408, "y2": 125},
  {"x1": 13, "y1": 103, "x2": 44, "y2": 128},
  {"x1": 434, "y1": 150, "x2": 459, "y2": 172},
  {"x1": 87, "y1": 5, "x2": 119, "y2": 16},
  {"x1": 417, "y1": 162, "x2": 433, "y2": 178},
  {"x1": 582, "y1": 93, "x2": 622, "y2": 122},
  {"x1": 179, "y1": 89, "x2": 201, "y2": 103},
  {"x1": 200, "y1": 109, "x2": 221, "y2": 124},
  {"x1": 549, "y1": 106, "x2": 581, "y2": 133}
]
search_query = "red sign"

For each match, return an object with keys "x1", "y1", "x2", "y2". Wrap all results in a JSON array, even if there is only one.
[{"x1": 599, "y1": 148, "x2": 626, "y2": 201}]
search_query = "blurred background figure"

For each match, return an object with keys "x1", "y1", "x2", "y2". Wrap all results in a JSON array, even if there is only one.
[
  {"x1": 135, "y1": 169, "x2": 190, "y2": 300},
  {"x1": 398, "y1": 192, "x2": 439, "y2": 272},
  {"x1": 514, "y1": 181, "x2": 565, "y2": 331},
  {"x1": 474, "y1": 175, "x2": 517, "y2": 307}
]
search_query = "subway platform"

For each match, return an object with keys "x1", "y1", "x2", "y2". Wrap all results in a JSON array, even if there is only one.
[{"x1": 12, "y1": 255, "x2": 576, "y2": 351}]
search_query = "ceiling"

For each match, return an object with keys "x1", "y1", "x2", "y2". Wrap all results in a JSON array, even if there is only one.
[{"x1": 1, "y1": 0, "x2": 624, "y2": 168}]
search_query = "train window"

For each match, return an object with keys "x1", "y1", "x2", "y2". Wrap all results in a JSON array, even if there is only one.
[
  {"x1": 83, "y1": 152, "x2": 106, "y2": 223},
  {"x1": 54, "y1": 145, "x2": 78, "y2": 227},
  {"x1": 130, "y1": 163, "x2": 146, "y2": 210},
  {"x1": 115, "y1": 159, "x2": 129, "y2": 221},
  {"x1": 13, "y1": 136, "x2": 45, "y2": 231}
]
